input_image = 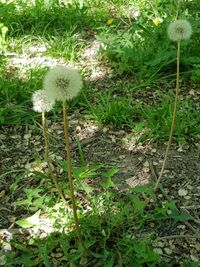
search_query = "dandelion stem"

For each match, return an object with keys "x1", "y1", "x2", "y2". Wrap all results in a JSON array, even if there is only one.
[
  {"x1": 41, "y1": 111, "x2": 67, "y2": 203},
  {"x1": 154, "y1": 40, "x2": 180, "y2": 192},
  {"x1": 62, "y1": 101, "x2": 85, "y2": 249}
]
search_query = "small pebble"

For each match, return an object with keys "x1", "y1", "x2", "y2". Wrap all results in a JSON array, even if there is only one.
[
  {"x1": 164, "y1": 248, "x2": 173, "y2": 255},
  {"x1": 24, "y1": 133, "x2": 31, "y2": 139},
  {"x1": 143, "y1": 161, "x2": 149, "y2": 167},
  {"x1": 178, "y1": 189, "x2": 188, "y2": 197},
  {"x1": 184, "y1": 195, "x2": 191, "y2": 200},
  {"x1": 153, "y1": 248, "x2": 163, "y2": 255},
  {"x1": 156, "y1": 241, "x2": 164, "y2": 248}
]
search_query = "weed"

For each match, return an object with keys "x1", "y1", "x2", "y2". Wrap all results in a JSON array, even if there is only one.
[
  {"x1": 0, "y1": 1, "x2": 199, "y2": 266},
  {"x1": 96, "y1": 2, "x2": 199, "y2": 80},
  {"x1": 88, "y1": 92, "x2": 135, "y2": 128},
  {"x1": 137, "y1": 95, "x2": 200, "y2": 143},
  {"x1": 154, "y1": 19, "x2": 193, "y2": 191},
  {"x1": 97, "y1": 21, "x2": 174, "y2": 79},
  {"x1": 46, "y1": 30, "x2": 84, "y2": 61},
  {"x1": 0, "y1": 67, "x2": 47, "y2": 125},
  {"x1": 5, "y1": 173, "x2": 194, "y2": 266},
  {"x1": 0, "y1": 22, "x2": 8, "y2": 54}
]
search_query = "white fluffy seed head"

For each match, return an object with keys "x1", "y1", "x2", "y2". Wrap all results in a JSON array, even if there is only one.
[
  {"x1": 167, "y1": 19, "x2": 192, "y2": 41},
  {"x1": 32, "y1": 89, "x2": 55, "y2": 113},
  {"x1": 43, "y1": 66, "x2": 83, "y2": 102}
]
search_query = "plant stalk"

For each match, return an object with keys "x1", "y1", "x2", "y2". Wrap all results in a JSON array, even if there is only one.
[
  {"x1": 154, "y1": 40, "x2": 180, "y2": 192},
  {"x1": 42, "y1": 111, "x2": 67, "y2": 203},
  {"x1": 62, "y1": 101, "x2": 85, "y2": 248}
]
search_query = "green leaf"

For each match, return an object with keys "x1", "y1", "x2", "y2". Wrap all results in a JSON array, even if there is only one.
[
  {"x1": 16, "y1": 210, "x2": 41, "y2": 228},
  {"x1": 102, "y1": 176, "x2": 115, "y2": 189},
  {"x1": 39, "y1": 245, "x2": 50, "y2": 267},
  {"x1": 132, "y1": 184, "x2": 156, "y2": 199},
  {"x1": 32, "y1": 171, "x2": 49, "y2": 180},
  {"x1": 131, "y1": 196, "x2": 146, "y2": 214},
  {"x1": 169, "y1": 209, "x2": 192, "y2": 222},
  {"x1": 102, "y1": 167, "x2": 118, "y2": 178}
]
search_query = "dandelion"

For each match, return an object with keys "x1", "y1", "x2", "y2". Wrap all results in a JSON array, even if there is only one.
[
  {"x1": 167, "y1": 19, "x2": 192, "y2": 42},
  {"x1": 43, "y1": 65, "x2": 85, "y2": 249},
  {"x1": 153, "y1": 18, "x2": 162, "y2": 27},
  {"x1": 43, "y1": 66, "x2": 83, "y2": 102},
  {"x1": 32, "y1": 89, "x2": 66, "y2": 202},
  {"x1": 32, "y1": 89, "x2": 55, "y2": 113},
  {"x1": 106, "y1": 18, "x2": 114, "y2": 25},
  {"x1": 154, "y1": 19, "x2": 192, "y2": 192}
]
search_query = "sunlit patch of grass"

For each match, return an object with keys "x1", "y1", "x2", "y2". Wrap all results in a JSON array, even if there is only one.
[
  {"x1": 46, "y1": 31, "x2": 85, "y2": 61},
  {"x1": 86, "y1": 92, "x2": 136, "y2": 128},
  {"x1": 0, "y1": 66, "x2": 47, "y2": 124},
  {"x1": 137, "y1": 95, "x2": 200, "y2": 143}
]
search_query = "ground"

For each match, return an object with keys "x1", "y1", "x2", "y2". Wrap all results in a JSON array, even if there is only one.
[
  {"x1": 0, "y1": 37, "x2": 200, "y2": 265},
  {"x1": 0, "y1": 118, "x2": 200, "y2": 264}
]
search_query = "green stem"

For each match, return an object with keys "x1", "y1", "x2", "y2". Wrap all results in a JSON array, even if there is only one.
[
  {"x1": 154, "y1": 40, "x2": 180, "y2": 192},
  {"x1": 41, "y1": 112, "x2": 67, "y2": 203},
  {"x1": 62, "y1": 101, "x2": 85, "y2": 249}
]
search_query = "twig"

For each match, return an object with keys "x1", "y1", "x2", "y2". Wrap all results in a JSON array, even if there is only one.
[
  {"x1": 157, "y1": 234, "x2": 199, "y2": 240},
  {"x1": 180, "y1": 205, "x2": 200, "y2": 210},
  {"x1": 180, "y1": 207, "x2": 200, "y2": 226}
]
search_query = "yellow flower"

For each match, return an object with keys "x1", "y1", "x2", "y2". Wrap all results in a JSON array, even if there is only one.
[
  {"x1": 106, "y1": 18, "x2": 114, "y2": 25},
  {"x1": 153, "y1": 18, "x2": 161, "y2": 27}
]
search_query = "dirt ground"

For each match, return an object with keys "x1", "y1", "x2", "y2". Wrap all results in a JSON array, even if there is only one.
[
  {"x1": 0, "y1": 39, "x2": 200, "y2": 265},
  {"x1": 0, "y1": 117, "x2": 200, "y2": 264}
]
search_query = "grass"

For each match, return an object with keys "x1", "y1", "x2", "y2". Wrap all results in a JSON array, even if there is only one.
[
  {"x1": 3, "y1": 162, "x2": 194, "y2": 266},
  {"x1": 3, "y1": 162, "x2": 191, "y2": 266},
  {"x1": 84, "y1": 91, "x2": 200, "y2": 143},
  {"x1": 0, "y1": 0, "x2": 199, "y2": 128},
  {"x1": 137, "y1": 95, "x2": 200, "y2": 143},
  {"x1": 0, "y1": 0, "x2": 200, "y2": 266},
  {"x1": 0, "y1": 66, "x2": 47, "y2": 124},
  {"x1": 46, "y1": 30, "x2": 85, "y2": 61}
]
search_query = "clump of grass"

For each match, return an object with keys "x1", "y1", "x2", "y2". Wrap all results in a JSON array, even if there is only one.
[
  {"x1": 0, "y1": 67, "x2": 47, "y2": 125},
  {"x1": 88, "y1": 93, "x2": 135, "y2": 128},
  {"x1": 137, "y1": 95, "x2": 199, "y2": 143}
]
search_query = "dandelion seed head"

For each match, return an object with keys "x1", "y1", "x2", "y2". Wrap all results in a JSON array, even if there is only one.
[
  {"x1": 43, "y1": 66, "x2": 83, "y2": 101},
  {"x1": 32, "y1": 89, "x2": 55, "y2": 113},
  {"x1": 167, "y1": 19, "x2": 192, "y2": 41}
]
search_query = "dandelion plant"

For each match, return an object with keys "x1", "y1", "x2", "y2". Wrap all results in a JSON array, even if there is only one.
[
  {"x1": 32, "y1": 89, "x2": 67, "y2": 203},
  {"x1": 154, "y1": 19, "x2": 192, "y2": 192},
  {"x1": 43, "y1": 66, "x2": 84, "y2": 248}
]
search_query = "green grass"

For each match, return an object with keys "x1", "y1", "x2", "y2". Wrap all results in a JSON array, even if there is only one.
[
  {"x1": 87, "y1": 92, "x2": 135, "y2": 128},
  {"x1": 46, "y1": 30, "x2": 85, "y2": 61},
  {"x1": 137, "y1": 95, "x2": 200, "y2": 143},
  {"x1": 3, "y1": 161, "x2": 194, "y2": 266},
  {"x1": 0, "y1": 66, "x2": 46, "y2": 124},
  {"x1": 84, "y1": 91, "x2": 200, "y2": 143},
  {"x1": 0, "y1": 0, "x2": 199, "y2": 141},
  {"x1": 0, "y1": 2, "x2": 200, "y2": 265}
]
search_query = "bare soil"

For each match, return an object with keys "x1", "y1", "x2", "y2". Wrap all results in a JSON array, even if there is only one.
[{"x1": 0, "y1": 117, "x2": 199, "y2": 265}]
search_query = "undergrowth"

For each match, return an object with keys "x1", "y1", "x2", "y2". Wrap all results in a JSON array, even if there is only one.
[
  {"x1": 0, "y1": 1, "x2": 199, "y2": 266},
  {"x1": 2, "y1": 163, "x2": 193, "y2": 266}
]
